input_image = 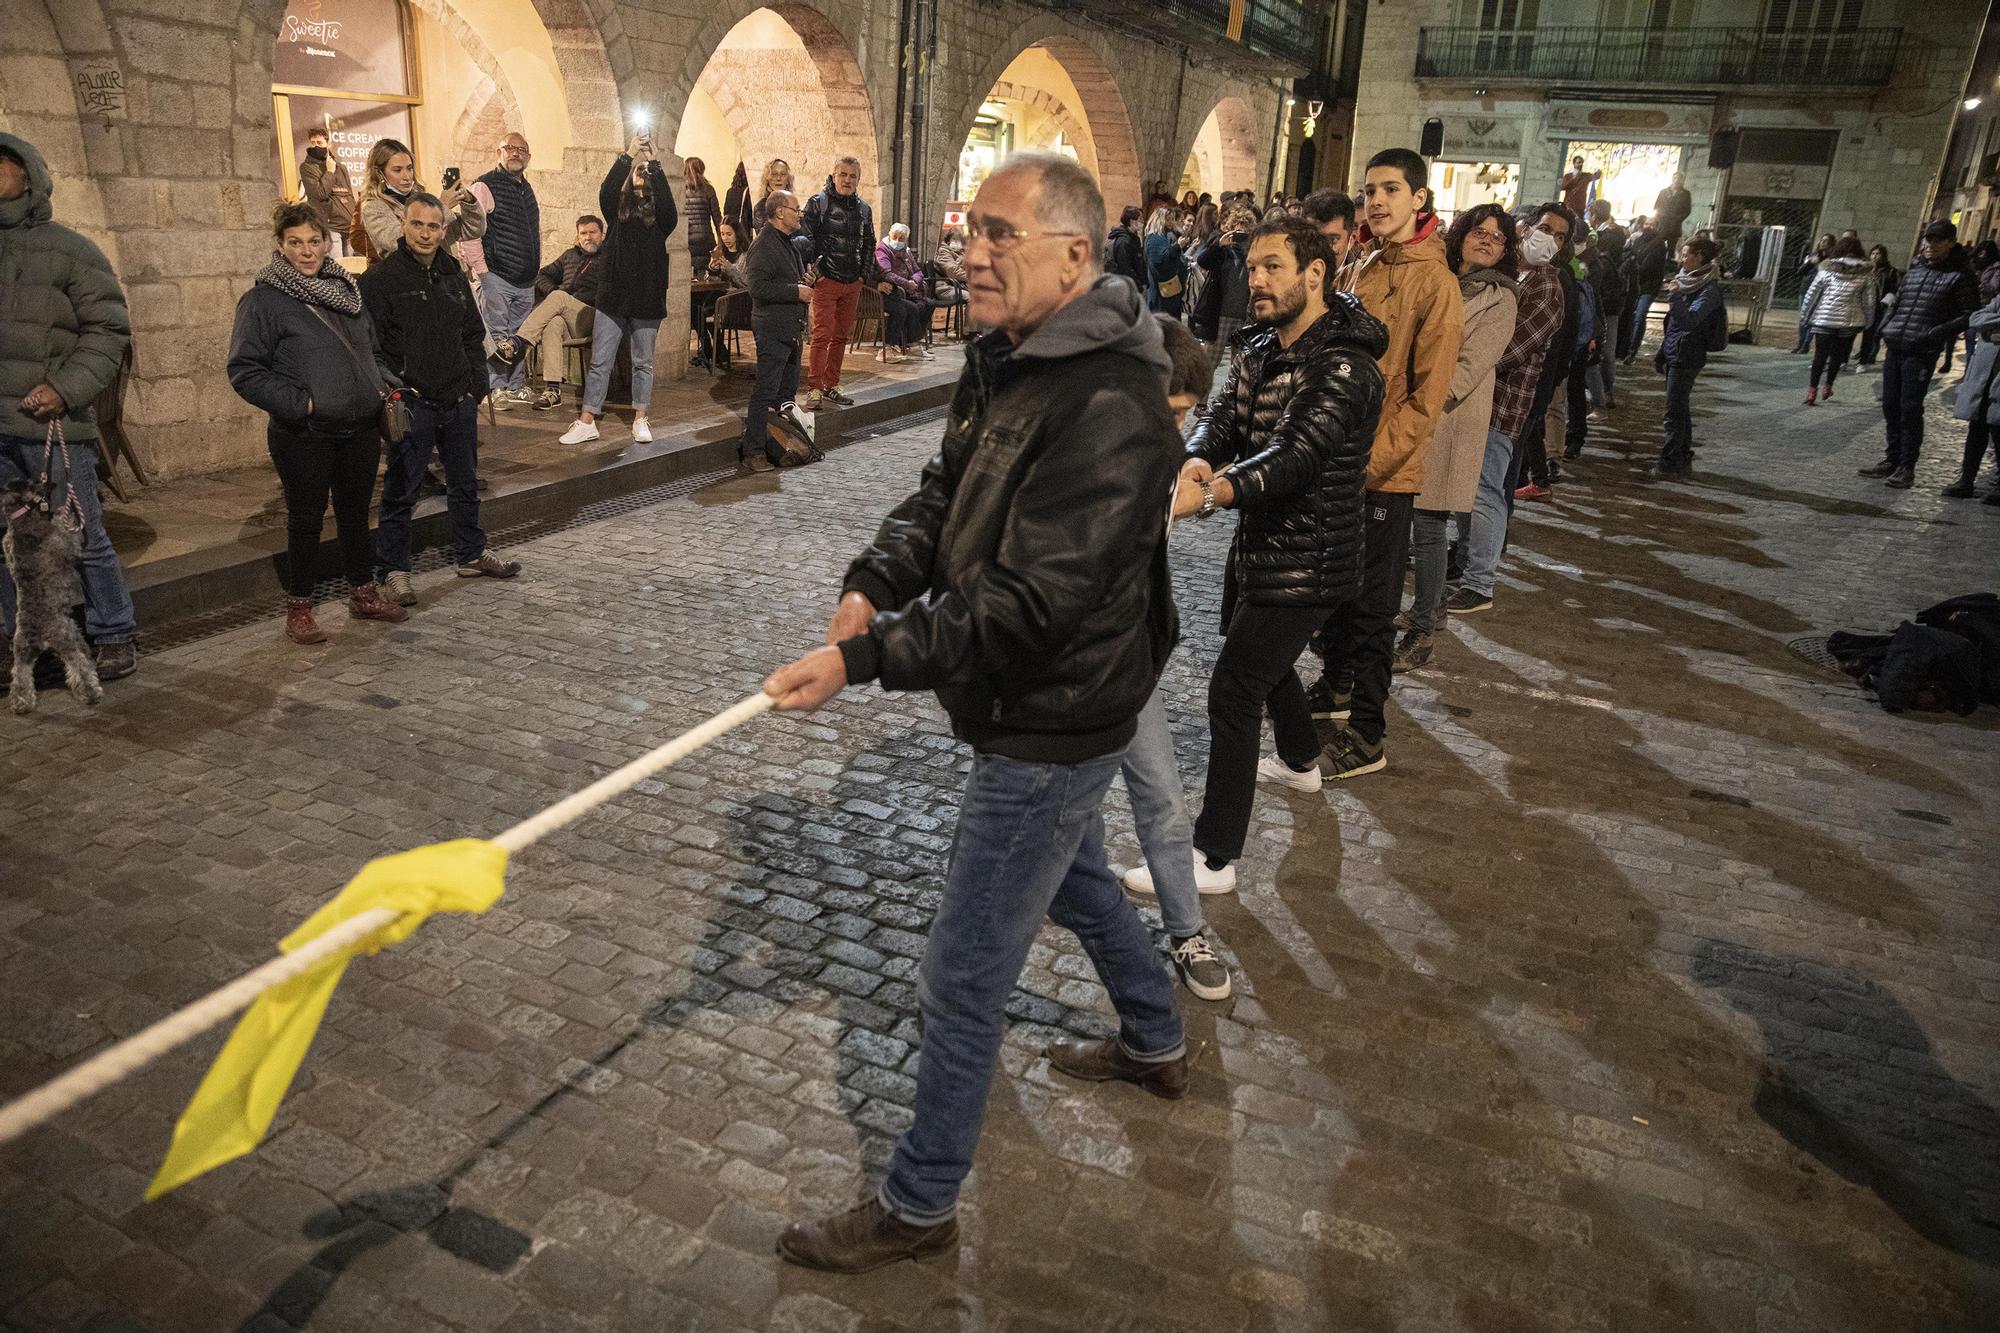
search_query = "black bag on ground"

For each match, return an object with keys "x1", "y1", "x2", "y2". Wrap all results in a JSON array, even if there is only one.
[
  {"x1": 1827, "y1": 591, "x2": 1999, "y2": 715},
  {"x1": 1914, "y1": 592, "x2": 2000, "y2": 704}
]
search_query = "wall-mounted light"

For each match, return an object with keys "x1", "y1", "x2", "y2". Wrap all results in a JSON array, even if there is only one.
[{"x1": 1968, "y1": 98, "x2": 1983, "y2": 111}]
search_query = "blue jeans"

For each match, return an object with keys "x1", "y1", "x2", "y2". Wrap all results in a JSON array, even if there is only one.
[
  {"x1": 1661, "y1": 364, "x2": 1697, "y2": 467},
  {"x1": 584, "y1": 314, "x2": 660, "y2": 416},
  {"x1": 1627, "y1": 294, "x2": 1655, "y2": 359},
  {"x1": 1120, "y1": 689, "x2": 1203, "y2": 939},
  {"x1": 880, "y1": 748, "x2": 1185, "y2": 1224},
  {"x1": 376, "y1": 396, "x2": 484, "y2": 571},
  {"x1": 479, "y1": 275, "x2": 535, "y2": 391},
  {"x1": 0, "y1": 433, "x2": 137, "y2": 644},
  {"x1": 1459, "y1": 427, "x2": 1517, "y2": 598},
  {"x1": 1586, "y1": 341, "x2": 1616, "y2": 405},
  {"x1": 1409, "y1": 508, "x2": 1451, "y2": 633}
]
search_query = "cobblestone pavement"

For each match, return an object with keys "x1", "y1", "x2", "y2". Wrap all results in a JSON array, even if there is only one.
[{"x1": 2, "y1": 344, "x2": 1997, "y2": 1333}]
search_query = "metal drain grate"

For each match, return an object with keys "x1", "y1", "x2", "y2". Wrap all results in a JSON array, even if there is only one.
[
  {"x1": 138, "y1": 411, "x2": 952, "y2": 654},
  {"x1": 1785, "y1": 634, "x2": 1843, "y2": 674}
]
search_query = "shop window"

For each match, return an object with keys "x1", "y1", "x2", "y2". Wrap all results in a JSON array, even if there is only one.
[{"x1": 272, "y1": 0, "x2": 421, "y2": 205}]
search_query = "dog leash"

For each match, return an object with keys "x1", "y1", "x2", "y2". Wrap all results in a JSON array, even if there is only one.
[{"x1": 39, "y1": 418, "x2": 87, "y2": 537}]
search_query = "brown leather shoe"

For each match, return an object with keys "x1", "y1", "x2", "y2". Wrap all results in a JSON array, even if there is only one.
[
  {"x1": 1045, "y1": 1038, "x2": 1189, "y2": 1099},
  {"x1": 348, "y1": 583, "x2": 409, "y2": 623},
  {"x1": 776, "y1": 1198, "x2": 958, "y2": 1273}
]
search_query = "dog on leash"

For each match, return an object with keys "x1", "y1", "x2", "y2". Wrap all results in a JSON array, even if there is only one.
[{"x1": 3, "y1": 479, "x2": 102, "y2": 714}]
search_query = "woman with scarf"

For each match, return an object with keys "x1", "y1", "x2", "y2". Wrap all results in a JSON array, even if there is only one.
[
  {"x1": 1144, "y1": 206, "x2": 1187, "y2": 317},
  {"x1": 227, "y1": 201, "x2": 408, "y2": 644},
  {"x1": 1648, "y1": 236, "x2": 1727, "y2": 481},
  {"x1": 352, "y1": 139, "x2": 484, "y2": 264},
  {"x1": 559, "y1": 134, "x2": 678, "y2": 445},
  {"x1": 1398, "y1": 203, "x2": 1519, "y2": 672}
]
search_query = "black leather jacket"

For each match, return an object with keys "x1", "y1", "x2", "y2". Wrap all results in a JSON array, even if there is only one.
[
  {"x1": 1880, "y1": 247, "x2": 1979, "y2": 351},
  {"x1": 1186, "y1": 298, "x2": 1388, "y2": 610},
  {"x1": 838, "y1": 279, "x2": 1180, "y2": 763}
]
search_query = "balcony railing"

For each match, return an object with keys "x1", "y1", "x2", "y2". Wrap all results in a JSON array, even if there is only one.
[
  {"x1": 1414, "y1": 24, "x2": 1906, "y2": 89},
  {"x1": 1043, "y1": 0, "x2": 1318, "y2": 75}
]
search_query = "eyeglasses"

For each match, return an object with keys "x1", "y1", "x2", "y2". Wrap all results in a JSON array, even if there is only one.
[
  {"x1": 964, "y1": 217, "x2": 1084, "y2": 254},
  {"x1": 1466, "y1": 227, "x2": 1506, "y2": 244}
]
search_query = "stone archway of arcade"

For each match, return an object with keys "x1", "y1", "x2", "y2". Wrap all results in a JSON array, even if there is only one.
[
  {"x1": 1, "y1": 0, "x2": 1278, "y2": 482},
  {"x1": 1179, "y1": 95, "x2": 1262, "y2": 202}
]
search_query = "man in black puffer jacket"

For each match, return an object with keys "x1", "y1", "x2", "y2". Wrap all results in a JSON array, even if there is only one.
[
  {"x1": 1862, "y1": 219, "x2": 1980, "y2": 488},
  {"x1": 1177, "y1": 216, "x2": 1387, "y2": 881},
  {"x1": 765, "y1": 153, "x2": 1188, "y2": 1275},
  {"x1": 801, "y1": 155, "x2": 882, "y2": 410}
]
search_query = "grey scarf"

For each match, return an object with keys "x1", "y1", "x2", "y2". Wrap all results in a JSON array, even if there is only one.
[
  {"x1": 256, "y1": 253, "x2": 363, "y2": 316},
  {"x1": 1671, "y1": 262, "x2": 1718, "y2": 294}
]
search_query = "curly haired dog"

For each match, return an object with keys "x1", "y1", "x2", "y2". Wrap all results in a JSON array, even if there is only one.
[{"x1": 3, "y1": 480, "x2": 102, "y2": 714}]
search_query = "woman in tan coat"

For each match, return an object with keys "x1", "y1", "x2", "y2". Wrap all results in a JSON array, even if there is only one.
[{"x1": 1399, "y1": 203, "x2": 1520, "y2": 671}]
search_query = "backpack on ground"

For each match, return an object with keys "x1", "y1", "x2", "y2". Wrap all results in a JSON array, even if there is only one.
[{"x1": 766, "y1": 401, "x2": 823, "y2": 467}]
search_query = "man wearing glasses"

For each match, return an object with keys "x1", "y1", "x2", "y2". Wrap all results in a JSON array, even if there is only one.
[
  {"x1": 739, "y1": 190, "x2": 814, "y2": 471},
  {"x1": 762, "y1": 152, "x2": 1187, "y2": 1272}
]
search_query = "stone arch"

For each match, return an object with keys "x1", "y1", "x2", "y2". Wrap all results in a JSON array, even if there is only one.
[
  {"x1": 940, "y1": 20, "x2": 1145, "y2": 230},
  {"x1": 663, "y1": 2, "x2": 885, "y2": 214},
  {"x1": 1177, "y1": 95, "x2": 1262, "y2": 200},
  {"x1": 986, "y1": 81, "x2": 1091, "y2": 157}
]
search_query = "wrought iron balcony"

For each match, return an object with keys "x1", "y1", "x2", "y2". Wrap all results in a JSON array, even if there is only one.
[
  {"x1": 1030, "y1": 0, "x2": 1319, "y2": 76},
  {"x1": 1414, "y1": 24, "x2": 1906, "y2": 89}
]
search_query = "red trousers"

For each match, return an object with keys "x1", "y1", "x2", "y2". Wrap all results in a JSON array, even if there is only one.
[{"x1": 809, "y1": 278, "x2": 860, "y2": 391}]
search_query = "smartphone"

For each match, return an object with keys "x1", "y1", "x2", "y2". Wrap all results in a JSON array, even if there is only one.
[{"x1": 442, "y1": 166, "x2": 460, "y2": 191}]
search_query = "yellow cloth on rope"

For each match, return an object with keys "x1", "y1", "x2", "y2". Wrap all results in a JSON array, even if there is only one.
[{"x1": 146, "y1": 839, "x2": 507, "y2": 1199}]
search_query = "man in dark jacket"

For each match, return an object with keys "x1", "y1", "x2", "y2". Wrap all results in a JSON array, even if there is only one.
[
  {"x1": 1510, "y1": 204, "x2": 1579, "y2": 496},
  {"x1": 1180, "y1": 217, "x2": 1387, "y2": 872},
  {"x1": 465, "y1": 133, "x2": 541, "y2": 408},
  {"x1": 508, "y1": 214, "x2": 603, "y2": 412},
  {"x1": 1862, "y1": 219, "x2": 1981, "y2": 488},
  {"x1": 740, "y1": 191, "x2": 813, "y2": 471},
  {"x1": 0, "y1": 133, "x2": 139, "y2": 687},
  {"x1": 1622, "y1": 217, "x2": 1668, "y2": 363},
  {"x1": 765, "y1": 152, "x2": 1186, "y2": 1274},
  {"x1": 1653, "y1": 172, "x2": 1693, "y2": 247},
  {"x1": 299, "y1": 127, "x2": 357, "y2": 258},
  {"x1": 801, "y1": 155, "x2": 882, "y2": 411},
  {"x1": 361, "y1": 196, "x2": 521, "y2": 601},
  {"x1": 1106, "y1": 205, "x2": 1147, "y2": 291}
]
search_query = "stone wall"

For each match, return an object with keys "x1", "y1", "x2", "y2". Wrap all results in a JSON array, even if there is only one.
[{"x1": 0, "y1": 0, "x2": 1282, "y2": 481}]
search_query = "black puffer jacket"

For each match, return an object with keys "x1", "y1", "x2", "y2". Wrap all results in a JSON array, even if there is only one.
[
  {"x1": 358, "y1": 242, "x2": 486, "y2": 405},
  {"x1": 1186, "y1": 296, "x2": 1389, "y2": 609},
  {"x1": 838, "y1": 277, "x2": 1180, "y2": 764},
  {"x1": 1880, "y1": 247, "x2": 1979, "y2": 351},
  {"x1": 802, "y1": 177, "x2": 877, "y2": 284}
]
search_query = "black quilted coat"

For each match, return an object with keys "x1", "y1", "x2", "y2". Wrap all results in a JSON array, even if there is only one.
[
  {"x1": 1186, "y1": 295, "x2": 1388, "y2": 609},
  {"x1": 1879, "y1": 246, "x2": 1979, "y2": 352}
]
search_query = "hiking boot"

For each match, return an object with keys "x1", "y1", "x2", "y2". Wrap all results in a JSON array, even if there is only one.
[
  {"x1": 1167, "y1": 933, "x2": 1231, "y2": 1001},
  {"x1": 776, "y1": 1198, "x2": 958, "y2": 1273},
  {"x1": 1444, "y1": 587, "x2": 1493, "y2": 615},
  {"x1": 384, "y1": 570, "x2": 417, "y2": 606},
  {"x1": 823, "y1": 386, "x2": 856, "y2": 406},
  {"x1": 348, "y1": 583, "x2": 408, "y2": 623},
  {"x1": 1045, "y1": 1038, "x2": 1189, "y2": 1099},
  {"x1": 531, "y1": 385, "x2": 563, "y2": 412},
  {"x1": 284, "y1": 599, "x2": 327, "y2": 644},
  {"x1": 1317, "y1": 723, "x2": 1386, "y2": 780},
  {"x1": 742, "y1": 451, "x2": 776, "y2": 473},
  {"x1": 1942, "y1": 478, "x2": 1977, "y2": 499},
  {"x1": 457, "y1": 551, "x2": 522, "y2": 579},
  {"x1": 94, "y1": 641, "x2": 138, "y2": 682},
  {"x1": 1391, "y1": 629, "x2": 1433, "y2": 674},
  {"x1": 1307, "y1": 675, "x2": 1352, "y2": 720},
  {"x1": 1857, "y1": 459, "x2": 1896, "y2": 478},
  {"x1": 1884, "y1": 466, "x2": 1915, "y2": 489},
  {"x1": 1122, "y1": 851, "x2": 1236, "y2": 897},
  {"x1": 1392, "y1": 609, "x2": 1413, "y2": 632},
  {"x1": 1804, "y1": 385, "x2": 1819, "y2": 406},
  {"x1": 558, "y1": 418, "x2": 600, "y2": 445},
  {"x1": 1257, "y1": 753, "x2": 1323, "y2": 792}
]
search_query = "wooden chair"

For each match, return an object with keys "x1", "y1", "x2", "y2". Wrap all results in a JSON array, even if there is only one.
[
  {"x1": 91, "y1": 343, "x2": 148, "y2": 502},
  {"x1": 712, "y1": 290, "x2": 754, "y2": 361}
]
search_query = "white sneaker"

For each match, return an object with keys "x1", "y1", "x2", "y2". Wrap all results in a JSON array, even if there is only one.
[
  {"x1": 1257, "y1": 753, "x2": 1322, "y2": 792},
  {"x1": 884, "y1": 349, "x2": 906, "y2": 364},
  {"x1": 558, "y1": 419, "x2": 599, "y2": 445},
  {"x1": 1122, "y1": 852, "x2": 1237, "y2": 897},
  {"x1": 632, "y1": 416, "x2": 652, "y2": 443}
]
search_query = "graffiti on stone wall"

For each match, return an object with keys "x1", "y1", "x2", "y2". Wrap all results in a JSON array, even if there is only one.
[{"x1": 73, "y1": 62, "x2": 126, "y2": 118}]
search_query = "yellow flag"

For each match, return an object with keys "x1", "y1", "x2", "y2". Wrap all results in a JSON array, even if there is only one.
[{"x1": 146, "y1": 839, "x2": 508, "y2": 1199}]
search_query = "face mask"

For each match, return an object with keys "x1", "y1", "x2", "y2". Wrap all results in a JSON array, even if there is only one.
[
  {"x1": 1521, "y1": 229, "x2": 1559, "y2": 267},
  {"x1": 886, "y1": 239, "x2": 906, "y2": 252},
  {"x1": 307, "y1": 145, "x2": 328, "y2": 160}
]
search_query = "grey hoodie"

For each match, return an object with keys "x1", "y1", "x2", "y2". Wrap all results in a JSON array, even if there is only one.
[
  {"x1": 1010, "y1": 273, "x2": 1173, "y2": 390},
  {"x1": 0, "y1": 133, "x2": 130, "y2": 442}
]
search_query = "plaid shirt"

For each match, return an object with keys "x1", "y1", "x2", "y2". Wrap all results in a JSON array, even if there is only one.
[{"x1": 1489, "y1": 263, "x2": 1565, "y2": 440}]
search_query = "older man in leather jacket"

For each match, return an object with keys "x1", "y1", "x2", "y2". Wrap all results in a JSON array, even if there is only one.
[
  {"x1": 762, "y1": 152, "x2": 1187, "y2": 1274},
  {"x1": 1177, "y1": 216, "x2": 1387, "y2": 877}
]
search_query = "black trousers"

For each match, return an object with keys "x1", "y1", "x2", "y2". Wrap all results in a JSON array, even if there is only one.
[
  {"x1": 1316, "y1": 490, "x2": 1414, "y2": 749},
  {"x1": 743, "y1": 329, "x2": 801, "y2": 460},
  {"x1": 1810, "y1": 330, "x2": 1859, "y2": 388},
  {"x1": 267, "y1": 418, "x2": 378, "y2": 598},
  {"x1": 1192, "y1": 600, "x2": 1328, "y2": 866},
  {"x1": 1960, "y1": 418, "x2": 1992, "y2": 483},
  {"x1": 1565, "y1": 368, "x2": 1589, "y2": 451},
  {"x1": 1881, "y1": 344, "x2": 1940, "y2": 468}
]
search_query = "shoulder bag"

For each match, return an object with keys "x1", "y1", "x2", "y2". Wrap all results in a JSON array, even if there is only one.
[{"x1": 308, "y1": 304, "x2": 410, "y2": 442}]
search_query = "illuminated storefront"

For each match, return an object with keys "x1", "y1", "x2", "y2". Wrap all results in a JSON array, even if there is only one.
[{"x1": 271, "y1": 0, "x2": 419, "y2": 204}]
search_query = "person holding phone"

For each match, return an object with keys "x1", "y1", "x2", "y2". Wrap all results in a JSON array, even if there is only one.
[{"x1": 354, "y1": 138, "x2": 484, "y2": 265}]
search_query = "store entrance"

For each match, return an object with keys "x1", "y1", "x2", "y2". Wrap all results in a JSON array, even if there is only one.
[
  {"x1": 1560, "y1": 140, "x2": 1686, "y2": 226},
  {"x1": 1432, "y1": 160, "x2": 1519, "y2": 225}
]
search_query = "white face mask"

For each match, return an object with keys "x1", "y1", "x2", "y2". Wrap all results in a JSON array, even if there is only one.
[
  {"x1": 886, "y1": 238, "x2": 906, "y2": 252},
  {"x1": 1521, "y1": 229, "x2": 1560, "y2": 267}
]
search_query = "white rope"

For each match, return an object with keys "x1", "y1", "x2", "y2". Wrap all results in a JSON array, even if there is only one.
[{"x1": 0, "y1": 690, "x2": 777, "y2": 1148}]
